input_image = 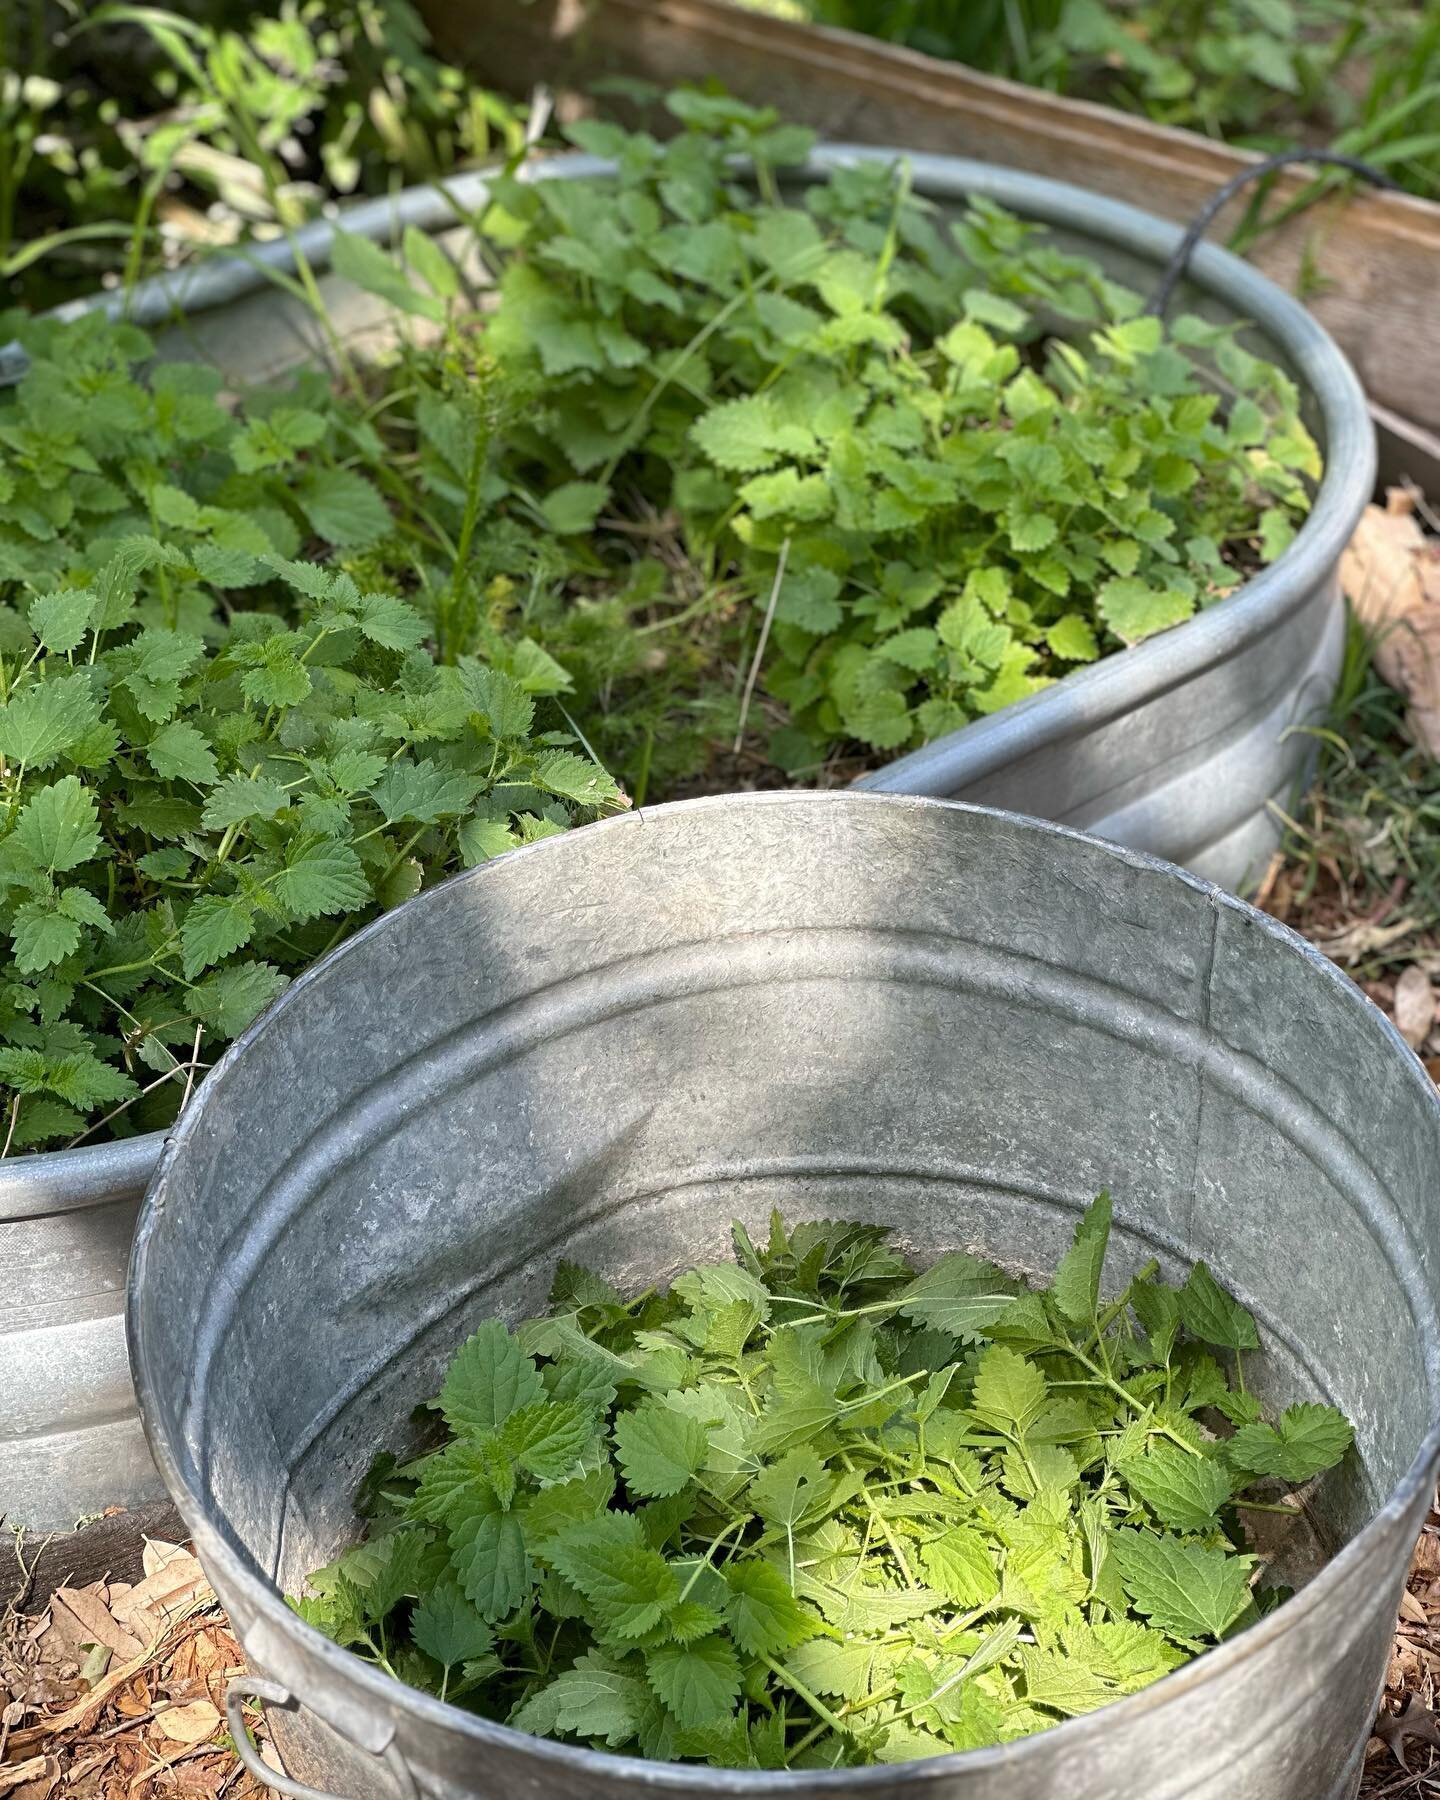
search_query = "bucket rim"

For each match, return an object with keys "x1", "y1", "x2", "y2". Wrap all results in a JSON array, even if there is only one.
[{"x1": 129, "y1": 790, "x2": 1440, "y2": 1786}]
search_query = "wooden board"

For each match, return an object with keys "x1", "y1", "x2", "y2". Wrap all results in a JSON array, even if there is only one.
[
  {"x1": 427, "y1": 0, "x2": 1440, "y2": 432},
  {"x1": 3, "y1": 1503, "x2": 186, "y2": 1616}
]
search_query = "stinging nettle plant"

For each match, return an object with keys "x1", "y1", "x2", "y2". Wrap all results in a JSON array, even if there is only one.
[
  {"x1": 295, "y1": 1198, "x2": 1353, "y2": 1768},
  {"x1": 440, "y1": 93, "x2": 1318, "y2": 774}
]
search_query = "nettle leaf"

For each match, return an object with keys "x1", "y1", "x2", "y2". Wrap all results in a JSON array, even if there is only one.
[
  {"x1": 1121, "y1": 1443, "x2": 1234, "y2": 1532},
  {"x1": 0, "y1": 670, "x2": 101, "y2": 769},
  {"x1": 146, "y1": 720, "x2": 219, "y2": 785},
  {"x1": 512, "y1": 1654, "x2": 652, "y2": 1748},
  {"x1": 724, "y1": 1559, "x2": 819, "y2": 1656},
  {"x1": 410, "y1": 1578, "x2": 495, "y2": 1667},
  {"x1": 270, "y1": 840, "x2": 370, "y2": 921},
  {"x1": 920, "y1": 1527, "x2": 1000, "y2": 1608},
  {"x1": 181, "y1": 893, "x2": 255, "y2": 979},
  {"x1": 1111, "y1": 1530, "x2": 1253, "y2": 1642},
  {"x1": 971, "y1": 1345, "x2": 1048, "y2": 1436},
  {"x1": 298, "y1": 467, "x2": 392, "y2": 549},
  {"x1": 1176, "y1": 1264, "x2": 1260, "y2": 1352},
  {"x1": 440, "y1": 1320, "x2": 546, "y2": 1437},
  {"x1": 1051, "y1": 1190, "x2": 1112, "y2": 1326},
  {"x1": 550, "y1": 1515, "x2": 680, "y2": 1638},
  {"x1": 10, "y1": 776, "x2": 102, "y2": 873},
  {"x1": 1227, "y1": 1404, "x2": 1353, "y2": 1483},
  {"x1": 645, "y1": 1635, "x2": 741, "y2": 1728},
  {"x1": 28, "y1": 588, "x2": 95, "y2": 654},
  {"x1": 200, "y1": 773, "x2": 290, "y2": 829},
  {"x1": 614, "y1": 1400, "x2": 709, "y2": 1498},
  {"x1": 896, "y1": 1251, "x2": 1018, "y2": 1343}
]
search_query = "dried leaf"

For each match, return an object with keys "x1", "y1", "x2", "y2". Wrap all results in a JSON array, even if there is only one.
[
  {"x1": 0, "y1": 1756, "x2": 58, "y2": 1797},
  {"x1": 1340, "y1": 490, "x2": 1440, "y2": 757},
  {"x1": 141, "y1": 1541, "x2": 189, "y2": 1582},
  {"x1": 156, "y1": 1698, "x2": 222, "y2": 1745},
  {"x1": 51, "y1": 1587, "x2": 144, "y2": 1663},
  {"x1": 1394, "y1": 965, "x2": 1437, "y2": 1050},
  {"x1": 1377, "y1": 1693, "x2": 1440, "y2": 1770},
  {"x1": 110, "y1": 1556, "x2": 209, "y2": 1641},
  {"x1": 1399, "y1": 1587, "x2": 1429, "y2": 1627}
]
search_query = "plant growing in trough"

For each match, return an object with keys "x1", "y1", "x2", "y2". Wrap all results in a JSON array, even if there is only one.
[{"x1": 295, "y1": 1198, "x2": 1352, "y2": 1767}]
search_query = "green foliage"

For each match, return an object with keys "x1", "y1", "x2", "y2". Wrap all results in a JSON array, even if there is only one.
[
  {"x1": 0, "y1": 0, "x2": 525, "y2": 309},
  {"x1": 444, "y1": 97, "x2": 1314, "y2": 774},
  {"x1": 796, "y1": 0, "x2": 1440, "y2": 204},
  {"x1": 297, "y1": 1202, "x2": 1354, "y2": 1767},
  {"x1": 0, "y1": 326, "x2": 627, "y2": 1147}
]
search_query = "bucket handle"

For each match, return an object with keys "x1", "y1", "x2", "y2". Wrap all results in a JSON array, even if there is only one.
[{"x1": 226, "y1": 1676, "x2": 420, "y2": 1800}]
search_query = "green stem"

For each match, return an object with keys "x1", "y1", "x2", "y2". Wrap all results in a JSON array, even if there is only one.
[{"x1": 760, "y1": 1653, "x2": 848, "y2": 1740}]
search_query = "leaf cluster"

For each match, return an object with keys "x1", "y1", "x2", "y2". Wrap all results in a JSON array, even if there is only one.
[
  {"x1": 803, "y1": 0, "x2": 1440, "y2": 205},
  {"x1": 0, "y1": 329, "x2": 627, "y2": 1150},
  {"x1": 296, "y1": 1195, "x2": 1353, "y2": 1768},
  {"x1": 447, "y1": 93, "x2": 1316, "y2": 770},
  {"x1": 0, "y1": 0, "x2": 524, "y2": 309}
]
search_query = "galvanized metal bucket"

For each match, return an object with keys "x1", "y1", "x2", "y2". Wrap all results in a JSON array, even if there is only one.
[
  {"x1": 129, "y1": 792, "x2": 1440, "y2": 1800},
  {"x1": 4, "y1": 144, "x2": 1373, "y2": 1539}
]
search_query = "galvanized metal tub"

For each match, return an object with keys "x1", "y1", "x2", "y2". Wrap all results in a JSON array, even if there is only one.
[
  {"x1": 129, "y1": 792, "x2": 1440, "y2": 1800},
  {"x1": 2, "y1": 144, "x2": 1372, "y2": 1535}
]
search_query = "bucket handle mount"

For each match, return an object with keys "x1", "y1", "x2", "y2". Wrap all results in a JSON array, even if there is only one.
[{"x1": 226, "y1": 1676, "x2": 420, "y2": 1800}]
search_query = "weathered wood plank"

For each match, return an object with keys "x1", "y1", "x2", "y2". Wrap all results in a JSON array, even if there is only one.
[
  {"x1": 3, "y1": 1502, "x2": 186, "y2": 1616},
  {"x1": 428, "y1": 0, "x2": 1440, "y2": 430}
]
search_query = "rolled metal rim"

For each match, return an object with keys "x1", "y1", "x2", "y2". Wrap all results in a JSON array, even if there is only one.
[
  {"x1": 128, "y1": 790, "x2": 1440, "y2": 1789},
  {"x1": 0, "y1": 145, "x2": 1372, "y2": 1207}
]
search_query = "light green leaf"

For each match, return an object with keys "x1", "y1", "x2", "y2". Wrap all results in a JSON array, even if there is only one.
[
  {"x1": 331, "y1": 227, "x2": 446, "y2": 321},
  {"x1": 1111, "y1": 1529, "x2": 1253, "y2": 1641},
  {"x1": 614, "y1": 1400, "x2": 709, "y2": 1499},
  {"x1": 539, "y1": 481, "x2": 609, "y2": 536},
  {"x1": 646, "y1": 1633, "x2": 741, "y2": 1728},
  {"x1": 1121, "y1": 1442, "x2": 1234, "y2": 1532},
  {"x1": 1227, "y1": 1403, "x2": 1353, "y2": 1483},
  {"x1": 971, "y1": 1345, "x2": 1048, "y2": 1436},
  {"x1": 1176, "y1": 1263, "x2": 1260, "y2": 1352},
  {"x1": 11, "y1": 776, "x2": 102, "y2": 872},
  {"x1": 896, "y1": 1252, "x2": 1018, "y2": 1343},
  {"x1": 1051, "y1": 1191, "x2": 1112, "y2": 1326}
]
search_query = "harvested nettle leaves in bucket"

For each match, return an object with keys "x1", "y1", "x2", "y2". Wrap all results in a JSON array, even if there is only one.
[{"x1": 295, "y1": 1196, "x2": 1353, "y2": 1766}]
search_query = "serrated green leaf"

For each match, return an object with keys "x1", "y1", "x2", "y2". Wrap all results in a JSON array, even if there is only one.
[
  {"x1": 1121, "y1": 1442, "x2": 1234, "y2": 1531},
  {"x1": 146, "y1": 720, "x2": 219, "y2": 785},
  {"x1": 1176, "y1": 1263, "x2": 1260, "y2": 1352},
  {"x1": 11, "y1": 776, "x2": 102, "y2": 873},
  {"x1": 1051, "y1": 1191, "x2": 1112, "y2": 1326},
  {"x1": 896, "y1": 1251, "x2": 1018, "y2": 1342},
  {"x1": 646, "y1": 1634, "x2": 741, "y2": 1728},
  {"x1": 410, "y1": 1578, "x2": 495, "y2": 1667},
  {"x1": 550, "y1": 1515, "x2": 680, "y2": 1638},
  {"x1": 614, "y1": 1400, "x2": 709, "y2": 1498},
  {"x1": 180, "y1": 892, "x2": 255, "y2": 978},
  {"x1": 440, "y1": 1320, "x2": 545, "y2": 1437},
  {"x1": 1111, "y1": 1529, "x2": 1253, "y2": 1642},
  {"x1": 724, "y1": 1558, "x2": 819, "y2": 1655},
  {"x1": 1227, "y1": 1403, "x2": 1353, "y2": 1483},
  {"x1": 971, "y1": 1345, "x2": 1048, "y2": 1436}
]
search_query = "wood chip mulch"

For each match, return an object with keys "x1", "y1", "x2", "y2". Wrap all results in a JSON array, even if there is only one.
[{"x1": 0, "y1": 1536, "x2": 274, "y2": 1798}]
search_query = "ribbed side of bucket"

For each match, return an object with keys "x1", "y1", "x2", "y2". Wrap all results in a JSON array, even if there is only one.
[
  {"x1": 0, "y1": 1139, "x2": 165, "y2": 1531},
  {"x1": 130, "y1": 795, "x2": 1440, "y2": 1800}
]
